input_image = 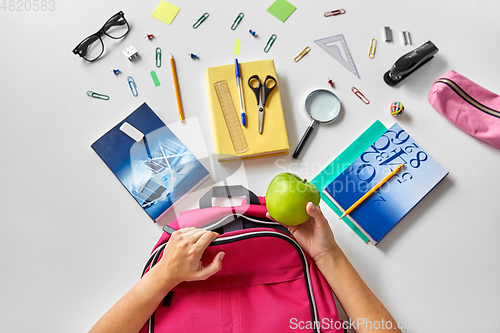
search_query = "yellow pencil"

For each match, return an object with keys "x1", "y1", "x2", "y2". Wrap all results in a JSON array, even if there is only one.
[
  {"x1": 339, "y1": 163, "x2": 405, "y2": 219},
  {"x1": 170, "y1": 54, "x2": 184, "y2": 121}
]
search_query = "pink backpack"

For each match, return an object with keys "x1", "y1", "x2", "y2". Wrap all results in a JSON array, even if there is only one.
[{"x1": 140, "y1": 186, "x2": 344, "y2": 333}]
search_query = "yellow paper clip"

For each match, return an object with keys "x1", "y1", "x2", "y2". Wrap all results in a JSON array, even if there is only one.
[
  {"x1": 231, "y1": 12, "x2": 244, "y2": 30},
  {"x1": 156, "y1": 47, "x2": 161, "y2": 68},
  {"x1": 368, "y1": 39, "x2": 377, "y2": 58},
  {"x1": 294, "y1": 46, "x2": 311, "y2": 62},
  {"x1": 193, "y1": 12, "x2": 209, "y2": 29},
  {"x1": 264, "y1": 34, "x2": 277, "y2": 53},
  {"x1": 86, "y1": 90, "x2": 109, "y2": 100}
]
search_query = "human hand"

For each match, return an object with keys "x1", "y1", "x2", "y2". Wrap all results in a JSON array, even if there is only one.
[
  {"x1": 267, "y1": 202, "x2": 338, "y2": 264},
  {"x1": 153, "y1": 228, "x2": 225, "y2": 288}
]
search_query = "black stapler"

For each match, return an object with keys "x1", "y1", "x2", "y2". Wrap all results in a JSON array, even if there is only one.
[{"x1": 384, "y1": 41, "x2": 439, "y2": 86}]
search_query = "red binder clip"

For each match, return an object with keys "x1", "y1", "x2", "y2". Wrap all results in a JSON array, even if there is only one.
[
  {"x1": 352, "y1": 87, "x2": 370, "y2": 104},
  {"x1": 324, "y1": 9, "x2": 346, "y2": 17}
]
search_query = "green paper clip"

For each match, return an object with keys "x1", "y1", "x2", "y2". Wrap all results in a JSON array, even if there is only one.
[
  {"x1": 193, "y1": 12, "x2": 209, "y2": 29},
  {"x1": 156, "y1": 47, "x2": 161, "y2": 68},
  {"x1": 264, "y1": 34, "x2": 277, "y2": 53},
  {"x1": 86, "y1": 90, "x2": 109, "y2": 100},
  {"x1": 231, "y1": 12, "x2": 244, "y2": 30}
]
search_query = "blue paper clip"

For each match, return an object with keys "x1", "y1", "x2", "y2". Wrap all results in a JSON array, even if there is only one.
[{"x1": 127, "y1": 76, "x2": 138, "y2": 97}]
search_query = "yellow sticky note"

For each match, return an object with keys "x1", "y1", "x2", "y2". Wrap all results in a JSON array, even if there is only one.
[
  {"x1": 234, "y1": 39, "x2": 241, "y2": 55},
  {"x1": 151, "y1": 1, "x2": 180, "y2": 25}
]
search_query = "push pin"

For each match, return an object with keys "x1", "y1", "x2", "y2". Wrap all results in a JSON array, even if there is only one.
[
  {"x1": 249, "y1": 29, "x2": 257, "y2": 37},
  {"x1": 187, "y1": 53, "x2": 199, "y2": 59},
  {"x1": 144, "y1": 34, "x2": 155, "y2": 40},
  {"x1": 122, "y1": 45, "x2": 139, "y2": 61},
  {"x1": 327, "y1": 78, "x2": 335, "y2": 88},
  {"x1": 111, "y1": 69, "x2": 121, "y2": 75}
]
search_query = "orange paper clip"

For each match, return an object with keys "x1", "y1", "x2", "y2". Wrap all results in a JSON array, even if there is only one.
[
  {"x1": 324, "y1": 9, "x2": 345, "y2": 17},
  {"x1": 352, "y1": 87, "x2": 370, "y2": 104}
]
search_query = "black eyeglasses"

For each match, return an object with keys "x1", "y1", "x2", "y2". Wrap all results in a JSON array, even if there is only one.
[{"x1": 72, "y1": 11, "x2": 130, "y2": 62}]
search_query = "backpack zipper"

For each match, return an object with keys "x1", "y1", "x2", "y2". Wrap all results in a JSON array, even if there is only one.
[
  {"x1": 145, "y1": 230, "x2": 321, "y2": 333},
  {"x1": 435, "y1": 78, "x2": 500, "y2": 118}
]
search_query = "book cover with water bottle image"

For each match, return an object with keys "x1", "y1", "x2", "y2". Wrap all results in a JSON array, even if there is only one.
[{"x1": 323, "y1": 123, "x2": 448, "y2": 244}]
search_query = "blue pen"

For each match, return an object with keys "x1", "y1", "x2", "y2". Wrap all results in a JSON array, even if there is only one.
[{"x1": 234, "y1": 59, "x2": 246, "y2": 126}]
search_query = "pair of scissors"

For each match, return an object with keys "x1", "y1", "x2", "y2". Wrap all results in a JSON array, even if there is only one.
[{"x1": 248, "y1": 75, "x2": 277, "y2": 134}]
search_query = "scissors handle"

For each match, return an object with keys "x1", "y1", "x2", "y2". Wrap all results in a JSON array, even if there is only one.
[
  {"x1": 261, "y1": 75, "x2": 276, "y2": 107},
  {"x1": 248, "y1": 75, "x2": 262, "y2": 105}
]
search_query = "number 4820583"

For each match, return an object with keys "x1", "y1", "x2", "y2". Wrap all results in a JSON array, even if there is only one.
[{"x1": 1, "y1": 0, "x2": 55, "y2": 11}]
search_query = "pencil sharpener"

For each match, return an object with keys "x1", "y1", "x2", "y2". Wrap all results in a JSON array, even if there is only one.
[{"x1": 123, "y1": 45, "x2": 139, "y2": 61}]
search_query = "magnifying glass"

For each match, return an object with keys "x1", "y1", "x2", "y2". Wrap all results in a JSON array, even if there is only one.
[{"x1": 292, "y1": 89, "x2": 341, "y2": 159}]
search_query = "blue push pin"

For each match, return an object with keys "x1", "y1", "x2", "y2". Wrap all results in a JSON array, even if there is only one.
[
  {"x1": 187, "y1": 53, "x2": 199, "y2": 59},
  {"x1": 111, "y1": 69, "x2": 121, "y2": 75},
  {"x1": 249, "y1": 29, "x2": 257, "y2": 37}
]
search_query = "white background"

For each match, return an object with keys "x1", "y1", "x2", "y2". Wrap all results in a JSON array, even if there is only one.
[{"x1": 1, "y1": 0, "x2": 500, "y2": 332}]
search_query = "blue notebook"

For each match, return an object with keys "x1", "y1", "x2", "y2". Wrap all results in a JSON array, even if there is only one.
[
  {"x1": 91, "y1": 103, "x2": 210, "y2": 223},
  {"x1": 323, "y1": 123, "x2": 448, "y2": 244}
]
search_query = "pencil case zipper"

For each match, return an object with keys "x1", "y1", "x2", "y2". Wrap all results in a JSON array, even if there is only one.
[{"x1": 435, "y1": 78, "x2": 500, "y2": 119}]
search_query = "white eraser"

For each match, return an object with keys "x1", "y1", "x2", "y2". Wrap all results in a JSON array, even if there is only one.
[{"x1": 120, "y1": 122, "x2": 144, "y2": 142}]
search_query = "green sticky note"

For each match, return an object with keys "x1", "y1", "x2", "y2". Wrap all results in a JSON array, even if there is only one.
[
  {"x1": 234, "y1": 39, "x2": 241, "y2": 55},
  {"x1": 151, "y1": 1, "x2": 180, "y2": 25},
  {"x1": 267, "y1": 0, "x2": 297, "y2": 23},
  {"x1": 151, "y1": 71, "x2": 160, "y2": 87},
  {"x1": 311, "y1": 120, "x2": 388, "y2": 243}
]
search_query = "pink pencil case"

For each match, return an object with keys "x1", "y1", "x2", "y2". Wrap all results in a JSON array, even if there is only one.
[{"x1": 428, "y1": 70, "x2": 500, "y2": 149}]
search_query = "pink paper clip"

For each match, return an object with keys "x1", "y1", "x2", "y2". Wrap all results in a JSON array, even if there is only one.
[
  {"x1": 352, "y1": 87, "x2": 370, "y2": 104},
  {"x1": 324, "y1": 9, "x2": 346, "y2": 17}
]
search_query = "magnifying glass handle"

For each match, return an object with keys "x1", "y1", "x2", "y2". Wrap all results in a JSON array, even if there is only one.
[{"x1": 293, "y1": 120, "x2": 316, "y2": 159}]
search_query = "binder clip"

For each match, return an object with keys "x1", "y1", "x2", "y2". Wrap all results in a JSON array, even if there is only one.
[{"x1": 123, "y1": 45, "x2": 139, "y2": 61}]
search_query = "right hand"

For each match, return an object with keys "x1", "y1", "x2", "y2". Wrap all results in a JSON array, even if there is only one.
[{"x1": 267, "y1": 202, "x2": 338, "y2": 264}]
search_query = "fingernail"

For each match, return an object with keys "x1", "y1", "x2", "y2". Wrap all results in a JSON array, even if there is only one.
[
  {"x1": 220, "y1": 253, "x2": 225, "y2": 261},
  {"x1": 310, "y1": 202, "x2": 315, "y2": 211}
]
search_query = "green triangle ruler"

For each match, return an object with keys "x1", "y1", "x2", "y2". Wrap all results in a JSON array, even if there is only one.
[{"x1": 314, "y1": 34, "x2": 360, "y2": 79}]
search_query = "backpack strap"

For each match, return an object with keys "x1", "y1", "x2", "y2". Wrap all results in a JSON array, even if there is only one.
[{"x1": 199, "y1": 185, "x2": 260, "y2": 209}]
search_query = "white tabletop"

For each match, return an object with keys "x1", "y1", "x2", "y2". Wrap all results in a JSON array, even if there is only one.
[{"x1": 1, "y1": 0, "x2": 500, "y2": 332}]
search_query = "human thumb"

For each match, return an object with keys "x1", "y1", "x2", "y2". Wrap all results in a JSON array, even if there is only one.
[
  {"x1": 306, "y1": 202, "x2": 320, "y2": 217},
  {"x1": 197, "y1": 251, "x2": 225, "y2": 280}
]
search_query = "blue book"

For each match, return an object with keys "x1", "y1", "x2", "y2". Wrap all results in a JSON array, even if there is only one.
[
  {"x1": 323, "y1": 123, "x2": 448, "y2": 244},
  {"x1": 91, "y1": 103, "x2": 210, "y2": 223}
]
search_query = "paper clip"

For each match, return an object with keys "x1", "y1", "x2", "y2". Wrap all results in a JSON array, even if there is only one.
[
  {"x1": 86, "y1": 90, "x2": 109, "y2": 100},
  {"x1": 264, "y1": 34, "x2": 277, "y2": 53},
  {"x1": 368, "y1": 39, "x2": 376, "y2": 58},
  {"x1": 352, "y1": 87, "x2": 369, "y2": 104},
  {"x1": 231, "y1": 12, "x2": 244, "y2": 30},
  {"x1": 127, "y1": 76, "x2": 138, "y2": 97},
  {"x1": 156, "y1": 47, "x2": 161, "y2": 68},
  {"x1": 324, "y1": 9, "x2": 345, "y2": 17},
  {"x1": 193, "y1": 12, "x2": 209, "y2": 29},
  {"x1": 294, "y1": 46, "x2": 311, "y2": 62},
  {"x1": 145, "y1": 34, "x2": 154, "y2": 40}
]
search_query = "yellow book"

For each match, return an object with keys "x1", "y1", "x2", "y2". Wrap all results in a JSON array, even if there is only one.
[{"x1": 206, "y1": 59, "x2": 289, "y2": 162}]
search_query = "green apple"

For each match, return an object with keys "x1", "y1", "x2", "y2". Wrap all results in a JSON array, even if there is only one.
[{"x1": 266, "y1": 172, "x2": 321, "y2": 225}]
